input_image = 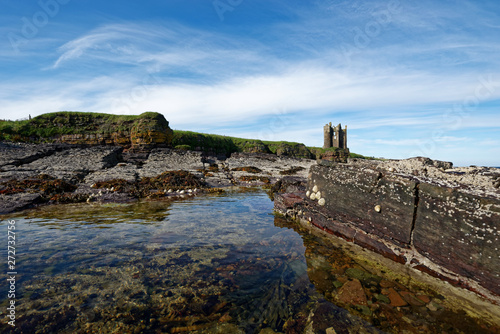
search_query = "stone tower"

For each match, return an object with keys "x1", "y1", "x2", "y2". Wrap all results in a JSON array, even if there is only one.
[{"x1": 323, "y1": 122, "x2": 347, "y2": 149}]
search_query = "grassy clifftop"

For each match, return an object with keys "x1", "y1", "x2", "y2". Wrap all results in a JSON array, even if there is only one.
[
  {"x1": 0, "y1": 112, "x2": 173, "y2": 147},
  {"x1": 172, "y1": 130, "x2": 313, "y2": 158}
]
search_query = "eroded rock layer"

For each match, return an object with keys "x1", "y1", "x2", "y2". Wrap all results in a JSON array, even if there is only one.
[
  {"x1": 1, "y1": 112, "x2": 173, "y2": 149},
  {"x1": 274, "y1": 157, "x2": 500, "y2": 301}
]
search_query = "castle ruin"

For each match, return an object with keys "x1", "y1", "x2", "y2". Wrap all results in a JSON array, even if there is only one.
[{"x1": 323, "y1": 122, "x2": 347, "y2": 149}]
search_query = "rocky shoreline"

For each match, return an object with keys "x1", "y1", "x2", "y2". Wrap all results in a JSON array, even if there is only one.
[
  {"x1": 2, "y1": 143, "x2": 499, "y2": 299},
  {"x1": 274, "y1": 157, "x2": 500, "y2": 307},
  {"x1": 0, "y1": 142, "x2": 315, "y2": 214},
  {"x1": 2, "y1": 141, "x2": 500, "y2": 330}
]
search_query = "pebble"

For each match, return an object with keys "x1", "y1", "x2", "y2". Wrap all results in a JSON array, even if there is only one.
[
  {"x1": 387, "y1": 288, "x2": 407, "y2": 307},
  {"x1": 337, "y1": 279, "x2": 367, "y2": 306},
  {"x1": 380, "y1": 280, "x2": 395, "y2": 288},
  {"x1": 416, "y1": 295, "x2": 431, "y2": 304},
  {"x1": 427, "y1": 302, "x2": 439, "y2": 312},
  {"x1": 400, "y1": 291, "x2": 425, "y2": 306},
  {"x1": 219, "y1": 313, "x2": 232, "y2": 323}
]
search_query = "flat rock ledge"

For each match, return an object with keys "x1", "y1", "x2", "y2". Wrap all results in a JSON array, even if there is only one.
[
  {"x1": 274, "y1": 157, "x2": 500, "y2": 304},
  {"x1": 0, "y1": 143, "x2": 315, "y2": 214}
]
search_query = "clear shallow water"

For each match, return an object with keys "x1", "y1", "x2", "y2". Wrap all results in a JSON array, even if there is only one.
[
  {"x1": 0, "y1": 190, "x2": 381, "y2": 334},
  {"x1": 0, "y1": 190, "x2": 497, "y2": 333}
]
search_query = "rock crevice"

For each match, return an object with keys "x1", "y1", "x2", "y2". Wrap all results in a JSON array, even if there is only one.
[{"x1": 410, "y1": 182, "x2": 420, "y2": 245}]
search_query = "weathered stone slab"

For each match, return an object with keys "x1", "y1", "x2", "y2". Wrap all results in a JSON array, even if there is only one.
[
  {"x1": 0, "y1": 193, "x2": 42, "y2": 214},
  {"x1": 227, "y1": 152, "x2": 314, "y2": 180},
  {"x1": 413, "y1": 183, "x2": 500, "y2": 295},
  {"x1": 85, "y1": 163, "x2": 139, "y2": 184},
  {"x1": 18, "y1": 146, "x2": 121, "y2": 172},
  {"x1": 0, "y1": 146, "x2": 122, "y2": 183},
  {"x1": 308, "y1": 164, "x2": 415, "y2": 246},
  {"x1": 0, "y1": 143, "x2": 58, "y2": 169},
  {"x1": 276, "y1": 158, "x2": 500, "y2": 300},
  {"x1": 274, "y1": 193, "x2": 304, "y2": 212},
  {"x1": 139, "y1": 148, "x2": 204, "y2": 178}
]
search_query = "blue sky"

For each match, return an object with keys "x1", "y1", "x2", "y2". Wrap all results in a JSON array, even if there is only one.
[{"x1": 1, "y1": 0, "x2": 499, "y2": 166}]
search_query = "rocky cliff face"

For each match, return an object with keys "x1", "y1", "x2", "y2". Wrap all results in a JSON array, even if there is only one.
[
  {"x1": 58, "y1": 132, "x2": 132, "y2": 146},
  {"x1": 3, "y1": 112, "x2": 173, "y2": 149},
  {"x1": 129, "y1": 114, "x2": 173, "y2": 147},
  {"x1": 274, "y1": 157, "x2": 500, "y2": 302},
  {"x1": 270, "y1": 142, "x2": 313, "y2": 159},
  {"x1": 309, "y1": 147, "x2": 350, "y2": 162}
]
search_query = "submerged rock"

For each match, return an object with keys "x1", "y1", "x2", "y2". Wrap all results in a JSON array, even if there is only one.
[{"x1": 337, "y1": 279, "x2": 368, "y2": 306}]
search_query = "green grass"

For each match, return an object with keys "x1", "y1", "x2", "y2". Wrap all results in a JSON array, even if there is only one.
[
  {"x1": 171, "y1": 130, "x2": 240, "y2": 154},
  {"x1": 0, "y1": 111, "x2": 168, "y2": 142},
  {"x1": 264, "y1": 140, "x2": 302, "y2": 154},
  {"x1": 349, "y1": 152, "x2": 379, "y2": 160},
  {"x1": 307, "y1": 146, "x2": 340, "y2": 154},
  {"x1": 172, "y1": 130, "x2": 316, "y2": 157}
]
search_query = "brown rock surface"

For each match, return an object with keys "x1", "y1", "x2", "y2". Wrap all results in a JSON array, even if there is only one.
[
  {"x1": 308, "y1": 162, "x2": 416, "y2": 247},
  {"x1": 416, "y1": 295, "x2": 430, "y2": 304},
  {"x1": 275, "y1": 157, "x2": 500, "y2": 300},
  {"x1": 387, "y1": 288, "x2": 407, "y2": 307},
  {"x1": 337, "y1": 279, "x2": 368, "y2": 306}
]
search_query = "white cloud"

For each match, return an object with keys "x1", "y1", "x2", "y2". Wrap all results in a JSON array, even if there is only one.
[
  {"x1": 1, "y1": 3, "x2": 500, "y2": 166},
  {"x1": 2, "y1": 59, "x2": 500, "y2": 131}
]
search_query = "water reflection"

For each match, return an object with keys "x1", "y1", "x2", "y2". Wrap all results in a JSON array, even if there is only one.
[
  {"x1": 0, "y1": 190, "x2": 496, "y2": 333},
  {"x1": 1, "y1": 191, "x2": 382, "y2": 334},
  {"x1": 278, "y1": 216, "x2": 500, "y2": 334}
]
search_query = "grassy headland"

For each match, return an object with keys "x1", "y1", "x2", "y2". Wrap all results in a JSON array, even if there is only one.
[
  {"x1": 172, "y1": 130, "x2": 313, "y2": 158},
  {"x1": 0, "y1": 112, "x2": 164, "y2": 140},
  {"x1": 0, "y1": 111, "x2": 375, "y2": 159},
  {"x1": 0, "y1": 111, "x2": 172, "y2": 147}
]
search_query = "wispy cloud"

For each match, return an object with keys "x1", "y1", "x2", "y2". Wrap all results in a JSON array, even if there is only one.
[
  {"x1": 0, "y1": 0, "x2": 499, "y2": 165},
  {"x1": 4, "y1": 20, "x2": 500, "y2": 130},
  {"x1": 52, "y1": 23, "x2": 271, "y2": 80}
]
